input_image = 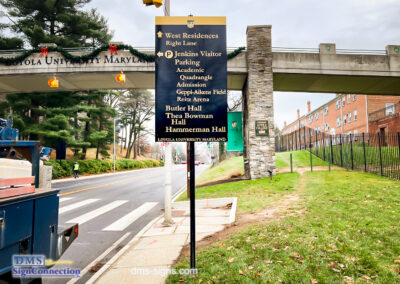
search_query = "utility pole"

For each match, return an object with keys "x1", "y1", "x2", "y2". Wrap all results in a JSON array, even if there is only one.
[{"x1": 161, "y1": 0, "x2": 174, "y2": 227}]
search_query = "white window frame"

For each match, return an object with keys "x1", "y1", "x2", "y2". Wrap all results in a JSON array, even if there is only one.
[
  {"x1": 325, "y1": 106, "x2": 328, "y2": 115},
  {"x1": 342, "y1": 97, "x2": 345, "y2": 106},
  {"x1": 354, "y1": 110, "x2": 357, "y2": 121},
  {"x1": 336, "y1": 100, "x2": 340, "y2": 110},
  {"x1": 347, "y1": 94, "x2": 351, "y2": 104},
  {"x1": 386, "y1": 103, "x2": 395, "y2": 116},
  {"x1": 343, "y1": 114, "x2": 347, "y2": 125},
  {"x1": 348, "y1": 112, "x2": 352, "y2": 123},
  {"x1": 352, "y1": 94, "x2": 356, "y2": 101},
  {"x1": 337, "y1": 117, "x2": 341, "y2": 127}
]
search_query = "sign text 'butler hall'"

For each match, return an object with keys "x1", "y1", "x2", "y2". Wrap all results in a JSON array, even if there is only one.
[{"x1": 155, "y1": 16, "x2": 227, "y2": 142}]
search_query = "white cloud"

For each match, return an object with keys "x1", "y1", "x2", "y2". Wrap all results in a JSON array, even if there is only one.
[{"x1": 88, "y1": 0, "x2": 399, "y2": 129}]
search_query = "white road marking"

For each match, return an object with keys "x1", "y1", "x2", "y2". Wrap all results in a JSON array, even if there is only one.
[
  {"x1": 59, "y1": 197, "x2": 73, "y2": 203},
  {"x1": 59, "y1": 199, "x2": 99, "y2": 214},
  {"x1": 66, "y1": 200, "x2": 128, "y2": 225},
  {"x1": 66, "y1": 232, "x2": 131, "y2": 284},
  {"x1": 102, "y1": 202, "x2": 158, "y2": 231}
]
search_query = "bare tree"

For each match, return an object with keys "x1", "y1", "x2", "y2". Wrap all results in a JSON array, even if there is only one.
[{"x1": 119, "y1": 90, "x2": 154, "y2": 159}]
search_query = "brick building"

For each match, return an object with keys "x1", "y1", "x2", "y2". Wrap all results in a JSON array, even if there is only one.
[{"x1": 282, "y1": 94, "x2": 400, "y2": 136}]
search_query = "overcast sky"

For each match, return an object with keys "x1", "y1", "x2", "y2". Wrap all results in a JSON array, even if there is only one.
[{"x1": 90, "y1": 0, "x2": 400, "y2": 128}]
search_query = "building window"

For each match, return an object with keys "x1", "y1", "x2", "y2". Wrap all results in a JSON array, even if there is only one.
[
  {"x1": 354, "y1": 110, "x2": 357, "y2": 121},
  {"x1": 314, "y1": 112, "x2": 319, "y2": 120},
  {"x1": 347, "y1": 94, "x2": 351, "y2": 104},
  {"x1": 348, "y1": 112, "x2": 352, "y2": 123},
  {"x1": 325, "y1": 106, "x2": 328, "y2": 115},
  {"x1": 294, "y1": 126, "x2": 297, "y2": 131},
  {"x1": 342, "y1": 97, "x2": 345, "y2": 106},
  {"x1": 386, "y1": 103, "x2": 395, "y2": 115},
  {"x1": 325, "y1": 123, "x2": 330, "y2": 131},
  {"x1": 336, "y1": 100, "x2": 340, "y2": 110},
  {"x1": 309, "y1": 116, "x2": 312, "y2": 123},
  {"x1": 336, "y1": 117, "x2": 341, "y2": 127},
  {"x1": 343, "y1": 114, "x2": 347, "y2": 125},
  {"x1": 352, "y1": 94, "x2": 356, "y2": 101}
]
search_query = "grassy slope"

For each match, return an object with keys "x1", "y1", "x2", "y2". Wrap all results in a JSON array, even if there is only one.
[
  {"x1": 168, "y1": 171, "x2": 400, "y2": 283},
  {"x1": 178, "y1": 172, "x2": 300, "y2": 213},
  {"x1": 276, "y1": 150, "x2": 328, "y2": 169},
  {"x1": 194, "y1": 150, "x2": 326, "y2": 187},
  {"x1": 196, "y1": 156, "x2": 244, "y2": 184}
]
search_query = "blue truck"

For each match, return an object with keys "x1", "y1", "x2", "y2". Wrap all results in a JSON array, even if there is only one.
[{"x1": 0, "y1": 117, "x2": 78, "y2": 283}]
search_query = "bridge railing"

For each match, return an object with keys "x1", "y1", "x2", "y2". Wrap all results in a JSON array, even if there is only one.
[{"x1": 272, "y1": 47, "x2": 387, "y2": 55}]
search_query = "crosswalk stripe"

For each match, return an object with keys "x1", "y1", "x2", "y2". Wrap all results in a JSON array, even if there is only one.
[
  {"x1": 60, "y1": 197, "x2": 73, "y2": 203},
  {"x1": 66, "y1": 200, "x2": 128, "y2": 225},
  {"x1": 102, "y1": 202, "x2": 158, "y2": 231},
  {"x1": 59, "y1": 199, "x2": 100, "y2": 214}
]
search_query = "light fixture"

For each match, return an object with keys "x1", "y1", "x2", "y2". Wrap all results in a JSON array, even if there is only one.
[
  {"x1": 48, "y1": 76, "x2": 59, "y2": 88},
  {"x1": 115, "y1": 71, "x2": 126, "y2": 83}
]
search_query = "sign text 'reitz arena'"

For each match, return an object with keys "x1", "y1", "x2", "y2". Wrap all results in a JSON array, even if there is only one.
[{"x1": 155, "y1": 16, "x2": 227, "y2": 142}]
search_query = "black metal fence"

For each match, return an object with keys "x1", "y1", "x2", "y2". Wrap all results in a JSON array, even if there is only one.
[{"x1": 276, "y1": 127, "x2": 400, "y2": 180}]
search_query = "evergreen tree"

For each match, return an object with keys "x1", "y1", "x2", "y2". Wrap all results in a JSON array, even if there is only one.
[
  {"x1": 0, "y1": 0, "x2": 112, "y2": 47},
  {"x1": 0, "y1": 0, "x2": 115, "y2": 159},
  {"x1": 0, "y1": 22, "x2": 23, "y2": 49}
]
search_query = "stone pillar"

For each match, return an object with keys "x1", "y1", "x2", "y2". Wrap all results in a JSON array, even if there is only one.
[{"x1": 243, "y1": 25, "x2": 275, "y2": 180}]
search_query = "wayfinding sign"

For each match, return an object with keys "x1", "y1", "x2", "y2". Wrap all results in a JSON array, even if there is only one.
[{"x1": 155, "y1": 16, "x2": 227, "y2": 142}]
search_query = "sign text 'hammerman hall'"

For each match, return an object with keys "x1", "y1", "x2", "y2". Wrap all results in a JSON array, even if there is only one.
[{"x1": 155, "y1": 16, "x2": 227, "y2": 142}]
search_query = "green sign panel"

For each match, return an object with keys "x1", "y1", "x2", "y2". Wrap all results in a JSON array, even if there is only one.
[
  {"x1": 255, "y1": 120, "x2": 269, "y2": 136},
  {"x1": 227, "y1": 112, "x2": 243, "y2": 152}
]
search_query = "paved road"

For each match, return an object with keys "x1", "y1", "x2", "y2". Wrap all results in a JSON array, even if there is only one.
[{"x1": 44, "y1": 164, "x2": 206, "y2": 284}]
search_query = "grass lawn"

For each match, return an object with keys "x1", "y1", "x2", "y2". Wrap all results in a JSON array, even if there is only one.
[
  {"x1": 276, "y1": 150, "x2": 328, "y2": 169},
  {"x1": 168, "y1": 171, "x2": 400, "y2": 283},
  {"x1": 196, "y1": 156, "x2": 244, "y2": 184},
  {"x1": 178, "y1": 172, "x2": 300, "y2": 213}
]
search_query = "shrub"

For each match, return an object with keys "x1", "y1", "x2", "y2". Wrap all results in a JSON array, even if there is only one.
[{"x1": 46, "y1": 158, "x2": 163, "y2": 179}]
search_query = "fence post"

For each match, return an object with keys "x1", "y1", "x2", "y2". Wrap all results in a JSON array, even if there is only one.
[
  {"x1": 350, "y1": 133, "x2": 354, "y2": 170},
  {"x1": 340, "y1": 134, "x2": 343, "y2": 167},
  {"x1": 362, "y1": 133, "x2": 367, "y2": 172},
  {"x1": 328, "y1": 152, "x2": 331, "y2": 172},
  {"x1": 304, "y1": 127, "x2": 307, "y2": 151},
  {"x1": 378, "y1": 132, "x2": 383, "y2": 176},
  {"x1": 323, "y1": 132, "x2": 326, "y2": 161},
  {"x1": 398, "y1": 132, "x2": 400, "y2": 160},
  {"x1": 310, "y1": 148, "x2": 313, "y2": 172},
  {"x1": 330, "y1": 135, "x2": 334, "y2": 164},
  {"x1": 290, "y1": 153, "x2": 293, "y2": 173}
]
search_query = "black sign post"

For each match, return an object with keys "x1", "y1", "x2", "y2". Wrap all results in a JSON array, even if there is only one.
[{"x1": 155, "y1": 16, "x2": 227, "y2": 270}]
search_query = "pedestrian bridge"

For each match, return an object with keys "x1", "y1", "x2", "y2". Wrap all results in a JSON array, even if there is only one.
[{"x1": 0, "y1": 44, "x2": 399, "y2": 95}]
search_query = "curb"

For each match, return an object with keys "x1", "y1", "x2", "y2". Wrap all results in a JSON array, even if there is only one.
[
  {"x1": 86, "y1": 214, "x2": 164, "y2": 284},
  {"x1": 229, "y1": 197, "x2": 238, "y2": 224}
]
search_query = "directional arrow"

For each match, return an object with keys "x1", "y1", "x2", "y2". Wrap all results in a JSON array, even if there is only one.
[
  {"x1": 157, "y1": 51, "x2": 164, "y2": 57},
  {"x1": 157, "y1": 31, "x2": 163, "y2": 38}
]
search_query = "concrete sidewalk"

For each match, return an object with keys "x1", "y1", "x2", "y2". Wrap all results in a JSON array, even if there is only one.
[{"x1": 89, "y1": 197, "x2": 237, "y2": 284}]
